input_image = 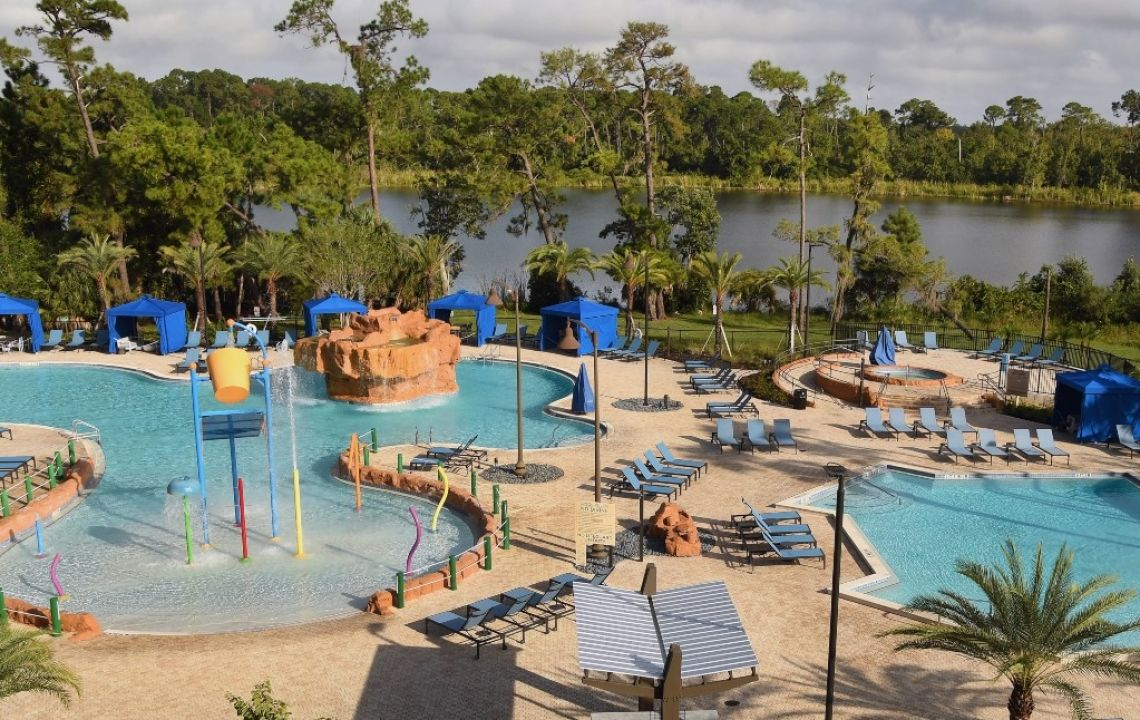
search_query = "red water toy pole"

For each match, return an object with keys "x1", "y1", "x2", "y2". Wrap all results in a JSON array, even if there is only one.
[{"x1": 237, "y1": 477, "x2": 251, "y2": 564}]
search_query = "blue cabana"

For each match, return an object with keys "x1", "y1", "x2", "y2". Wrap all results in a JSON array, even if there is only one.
[
  {"x1": 106, "y1": 295, "x2": 188, "y2": 355},
  {"x1": 538, "y1": 297, "x2": 618, "y2": 356},
  {"x1": 870, "y1": 325, "x2": 896, "y2": 366},
  {"x1": 427, "y1": 290, "x2": 497, "y2": 346},
  {"x1": 302, "y1": 293, "x2": 367, "y2": 337},
  {"x1": 1052, "y1": 365, "x2": 1140, "y2": 443},
  {"x1": 0, "y1": 292, "x2": 45, "y2": 352}
]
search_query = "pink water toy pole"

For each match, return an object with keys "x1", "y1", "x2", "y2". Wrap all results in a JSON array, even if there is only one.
[
  {"x1": 49, "y1": 553, "x2": 68, "y2": 600},
  {"x1": 405, "y1": 507, "x2": 423, "y2": 574}
]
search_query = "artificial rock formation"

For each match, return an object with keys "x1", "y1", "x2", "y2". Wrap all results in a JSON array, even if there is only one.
[
  {"x1": 648, "y1": 502, "x2": 702, "y2": 557},
  {"x1": 294, "y1": 307, "x2": 461, "y2": 403}
]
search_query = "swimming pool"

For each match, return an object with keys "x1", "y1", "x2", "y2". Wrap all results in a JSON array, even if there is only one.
[
  {"x1": 796, "y1": 467, "x2": 1140, "y2": 631},
  {"x1": 0, "y1": 361, "x2": 591, "y2": 633}
]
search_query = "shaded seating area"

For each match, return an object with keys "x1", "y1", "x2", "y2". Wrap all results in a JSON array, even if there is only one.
[
  {"x1": 537, "y1": 297, "x2": 618, "y2": 356},
  {"x1": 427, "y1": 290, "x2": 498, "y2": 346},
  {"x1": 302, "y1": 292, "x2": 367, "y2": 337},
  {"x1": 106, "y1": 295, "x2": 188, "y2": 355},
  {"x1": 0, "y1": 292, "x2": 45, "y2": 352},
  {"x1": 1053, "y1": 366, "x2": 1140, "y2": 443}
]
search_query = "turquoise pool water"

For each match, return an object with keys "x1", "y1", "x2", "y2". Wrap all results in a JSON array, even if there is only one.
[
  {"x1": 807, "y1": 468, "x2": 1140, "y2": 627},
  {"x1": 0, "y1": 361, "x2": 590, "y2": 633}
]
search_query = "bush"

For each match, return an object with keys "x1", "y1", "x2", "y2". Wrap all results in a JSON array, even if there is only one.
[
  {"x1": 739, "y1": 365, "x2": 793, "y2": 407},
  {"x1": 1001, "y1": 401, "x2": 1053, "y2": 425}
]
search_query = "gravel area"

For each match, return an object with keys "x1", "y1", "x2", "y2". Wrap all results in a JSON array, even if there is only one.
[
  {"x1": 480, "y1": 462, "x2": 564, "y2": 485},
  {"x1": 572, "y1": 527, "x2": 718, "y2": 574},
  {"x1": 612, "y1": 396, "x2": 684, "y2": 412}
]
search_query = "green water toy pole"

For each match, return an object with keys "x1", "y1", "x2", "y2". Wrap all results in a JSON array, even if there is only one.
[
  {"x1": 397, "y1": 453, "x2": 404, "y2": 474},
  {"x1": 0, "y1": 489, "x2": 9, "y2": 518},
  {"x1": 0, "y1": 586, "x2": 8, "y2": 627},
  {"x1": 166, "y1": 477, "x2": 198, "y2": 566},
  {"x1": 49, "y1": 596, "x2": 61, "y2": 637},
  {"x1": 470, "y1": 469, "x2": 477, "y2": 496},
  {"x1": 370, "y1": 428, "x2": 378, "y2": 452},
  {"x1": 67, "y1": 439, "x2": 76, "y2": 466}
]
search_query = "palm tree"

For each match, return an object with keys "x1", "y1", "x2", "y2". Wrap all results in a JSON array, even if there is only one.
[
  {"x1": 688, "y1": 250, "x2": 743, "y2": 354},
  {"x1": 160, "y1": 237, "x2": 232, "y2": 331},
  {"x1": 409, "y1": 235, "x2": 462, "y2": 306},
  {"x1": 884, "y1": 541, "x2": 1140, "y2": 720},
  {"x1": 766, "y1": 256, "x2": 829, "y2": 354},
  {"x1": 0, "y1": 627, "x2": 81, "y2": 707},
  {"x1": 56, "y1": 234, "x2": 137, "y2": 318},
  {"x1": 236, "y1": 232, "x2": 301, "y2": 319},
  {"x1": 596, "y1": 247, "x2": 676, "y2": 337},
  {"x1": 524, "y1": 242, "x2": 597, "y2": 301}
]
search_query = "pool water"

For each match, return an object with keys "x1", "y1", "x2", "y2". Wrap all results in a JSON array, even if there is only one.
[
  {"x1": 807, "y1": 468, "x2": 1140, "y2": 631},
  {"x1": 864, "y1": 367, "x2": 946, "y2": 380},
  {"x1": 0, "y1": 361, "x2": 590, "y2": 633}
]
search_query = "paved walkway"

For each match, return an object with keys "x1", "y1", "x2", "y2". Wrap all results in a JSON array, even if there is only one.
[{"x1": 0, "y1": 345, "x2": 1135, "y2": 719}]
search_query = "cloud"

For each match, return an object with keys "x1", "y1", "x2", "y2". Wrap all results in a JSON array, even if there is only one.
[{"x1": 1, "y1": 0, "x2": 1137, "y2": 122}]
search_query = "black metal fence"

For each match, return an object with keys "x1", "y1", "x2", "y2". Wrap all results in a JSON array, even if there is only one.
[{"x1": 833, "y1": 321, "x2": 1136, "y2": 375}]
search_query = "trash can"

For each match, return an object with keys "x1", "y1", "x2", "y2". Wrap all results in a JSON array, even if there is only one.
[{"x1": 793, "y1": 388, "x2": 808, "y2": 410}]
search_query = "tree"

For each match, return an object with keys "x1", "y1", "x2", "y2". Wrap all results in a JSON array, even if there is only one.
[
  {"x1": 657, "y1": 186, "x2": 721, "y2": 267},
  {"x1": 0, "y1": 218, "x2": 46, "y2": 298},
  {"x1": 884, "y1": 541, "x2": 1140, "y2": 720},
  {"x1": 56, "y1": 232, "x2": 134, "y2": 316},
  {"x1": 984, "y1": 104, "x2": 1005, "y2": 129},
  {"x1": 524, "y1": 241, "x2": 596, "y2": 302},
  {"x1": 276, "y1": 0, "x2": 428, "y2": 221},
  {"x1": 688, "y1": 250, "x2": 742, "y2": 354},
  {"x1": 160, "y1": 239, "x2": 231, "y2": 330},
  {"x1": 766, "y1": 256, "x2": 829, "y2": 354},
  {"x1": 300, "y1": 208, "x2": 406, "y2": 303},
  {"x1": 408, "y1": 234, "x2": 461, "y2": 306},
  {"x1": 0, "y1": 627, "x2": 81, "y2": 708},
  {"x1": 236, "y1": 232, "x2": 300, "y2": 318},
  {"x1": 596, "y1": 247, "x2": 675, "y2": 337}
]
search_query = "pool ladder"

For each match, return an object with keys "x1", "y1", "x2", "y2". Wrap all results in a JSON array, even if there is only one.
[{"x1": 72, "y1": 418, "x2": 102, "y2": 443}]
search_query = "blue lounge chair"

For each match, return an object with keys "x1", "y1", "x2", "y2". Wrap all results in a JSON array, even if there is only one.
[
  {"x1": 1034, "y1": 429, "x2": 1069, "y2": 466},
  {"x1": 855, "y1": 330, "x2": 873, "y2": 350},
  {"x1": 503, "y1": 324, "x2": 527, "y2": 345},
  {"x1": 601, "y1": 337, "x2": 636, "y2": 356},
  {"x1": 643, "y1": 451, "x2": 697, "y2": 482},
  {"x1": 938, "y1": 429, "x2": 979, "y2": 463},
  {"x1": 235, "y1": 330, "x2": 251, "y2": 348},
  {"x1": 485, "y1": 323, "x2": 508, "y2": 343},
  {"x1": 887, "y1": 408, "x2": 912, "y2": 439},
  {"x1": 469, "y1": 593, "x2": 548, "y2": 645},
  {"x1": 859, "y1": 407, "x2": 896, "y2": 439},
  {"x1": 683, "y1": 353, "x2": 720, "y2": 372},
  {"x1": 692, "y1": 370, "x2": 737, "y2": 394},
  {"x1": 86, "y1": 328, "x2": 109, "y2": 350},
  {"x1": 975, "y1": 428, "x2": 1009, "y2": 464},
  {"x1": 615, "y1": 467, "x2": 677, "y2": 500},
  {"x1": 500, "y1": 578, "x2": 575, "y2": 629},
  {"x1": 64, "y1": 330, "x2": 86, "y2": 350},
  {"x1": 423, "y1": 604, "x2": 497, "y2": 658},
  {"x1": 769, "y1": 419, "x2": 798, "y2": 453},
  {"x1": 913, "y1": 407, "x2": 947, "y2": 439},
  {"x1": 745, "y1": 527, "x2": 825, "y2": 565},
  {"x1": 744, "y1": 419, "x2": 772, "y2": 454},
  {"x1": 548, "y1": 567, "x2": 613, "y2": 591},
  {"x1": 0, "y1": 427, "x2": 11, "y2": 440},
  {"x1": 1036, "y1": 347, "x2": 1065, "y2": 368},
  {"x1": 183, "y1": 330, "x2": 202, "y2": 349},
  {"x1": 41, "y1": 328, "x2": 63, "y2": 350},
  {"x1": 255, "y1": 330, "x2": 270, "y2": 349},
  {"x1": 894, "y1": 330, "x2": 916, "y2": 351},
  {"x1": 730, "y1": 498, "x2": 801, "y2": 527},
  {"x1": 655, "y1": 442, "x2": 707, "y2": 476},
  {"x1": 690, "y1": 366, "x2": 732, "y2": 389},
  {"x1": 712, "y1": 419, "x2": 740, "y2": 453},
  {"x1": 633, "y1": 458, "x2": 689, "y2": 490},
  {"x1": 1015, "y1": 343, "x2": 1043, "y2": 364},
  {"x1": 1008, "y1": 428, "x2": 1047, "y2": 464},
  {"x1": 426, "y1": 435, "x2": 485, "y2": 461},
  {"x1": 210, "y1": 330, "x2": 231, "y2": 349},
  {"x1": 945, "y1": 407, "x2": 978, "y2": 437},
  {"x1": 1117, "y1": 425, "x2": 1140, "y2": 458},
  {"x1": 1003, "y1": 340, "x2": 1025, "y2": 360},
  {"x1": 918, "y1": 331, "x2": 939, "y2": 352},
  {"x1": 175, "y1": 348, "x2": 205, "y2": 373},
  {"x1": 618, "y1": 339, "x2": 659, "y2": 361},
  {"x1": 707, "y1": 392, "x2": 757, "y2": 418},
  {"x1": 0, "y1": 455, "x2": 36, "y2": 476},
  {"x1": 973, "y1": 337, "x2": 1004, "y2": 359},
  {"x1": 738, "y1": 502, "x2": 813, "y2": 536}
]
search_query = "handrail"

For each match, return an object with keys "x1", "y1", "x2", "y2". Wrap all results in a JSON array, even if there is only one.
[{"x1": 71, "y1": 419, "x2": 101, "y2": 442}]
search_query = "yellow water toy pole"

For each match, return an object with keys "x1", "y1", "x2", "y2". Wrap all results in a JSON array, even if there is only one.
[
  {"x1": 292, "y1": 468, "x2": 305, "y2": 558},
  {"x1": 431, "y1": 466, "x2": 450, "y2": 531},
  {"x1": 350, "y1": 433, "x2": 363, "y2": 511}
]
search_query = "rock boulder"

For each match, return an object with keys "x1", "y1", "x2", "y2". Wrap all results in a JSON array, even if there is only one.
[{"x1": 648, "y1": 502, "x2": 702, "y2": 557}]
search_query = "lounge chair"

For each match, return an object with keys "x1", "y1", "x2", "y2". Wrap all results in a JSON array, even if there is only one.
[
  {"x1": 737, "y1": 501, "x2": 813, "y2": 536},
  {"x1": 887, "y1": 408, "x2": 912, "y2": 439},
  {"x1": 183, "y1": 330, "x2": 202, "y2": 349},
  {"x1": 855, "y1": 330, "x2": 873, "y2": 350},
  {"x1": 614, "y1": 467, "x2": 677, "y2": 500},
  {"x1": 859, "y1": 407, "x2": 896, "y2": 439},
  {"x1": 655, "y1": 442, "x2": 707, "y2": 476},
  {"x1": 618, "y1": 339, "x2": 659, "y2": 361},
  {"x1": 1015, "y1": 343, "x2": 1043, "y2": 364},
  {"x1": 0, "y1": 337, "x2": 23, "y2": 353},
  {"x1": 632, "y1": 458, "x2": 689, "y2": 491},
  {"x1": 944, "y1": 407, "x2": 978, "y2": 438},
  {"x1": 769, "y1": 419, "x2": 799, "y2": 453},
  {"x1": 894, "y1": 330, "x2": 917, "y2": 351},
  {"x1": 918, "y1": 331, "x2": 939, "y2": 352},
  {"x1": 277, "y1": 332, "x2": 295, "y2": 353},
  {"x1": 1003, "y1": 340, "x2": 1025, "y2": 361},
  {"x1": 601, "y1": 337, "x2": 637, "y2": 357},
  {"x1": 41, "y1": 328, "x2": 63, "y2": 350},
  {"x1": 0, "y1": 427, "x2": 11, "y2": 440},
  {"x1": 407, "y1": 455, "x2": 443, "y2": 472},
  {"x1": 87, "y1": 328, "x2": 108, "y2": 350},
  {"x1": 423, "y1": 604, "x2": 498, "y2": 658},
  {"x1": 692, "y1": 370, "x2": 737, "y2": 394},
  {"x1": 175, "y1": 348, "x2": 205, "y2": 373},
  {"x1": 729, "y1": 498, "x2": 801, "y2": 527},
  {"x1": 706, "y1": 392, "x2": 758, "y2": 418},
  {"x1": 744, "y1": 527, "x2": 825, "y2": 565},
  {"x1": 938, "y1": 429, "x2": 979, "y2": 463},
  {"x1": 975, "y1": 428, "x2": 1010, "y2": 464},
  {"x1": 972, "y1": 337, "x2": 1004, "y2": 359},
  {"x1": 235, "y1": 330, "x2": 251, "y2": 348},
  {"x1": 500, "y1": 579, "x2": 575, "y2": 629},
  {"x1": 0, "y1": 455, "x2": 36, "y2": 476},
  {"x1": 485, "y1": 323, "x2": 509, "y2": 343},
  {"x1": 913, "y1": 407, "x2": 946, "y2": 439},
  {"x1": 643, "y1": 451, "x2": 698, "y2": 482},
  {"x1": 1008, "y1": 428, "x2": 1047, "y2": 464},
  {"x1": 744, "y1": 419, "x2": 772, "y2": 454},
  {"x1": 255, "y1": 330, "x2": 270, "y2": 349},
  {"x1": 115, "y1": 336, "x2": 139, "y2": 353},
  {"x1": 548, "y1": 567, "x2": 614, "y2": 591},
  {"x1": 690, "y1": 366, "x2": 732, "y2": 389},
  {"x1": 502, "y1": 324, "x2": 527, "y2": 345},
  {"x1": 64, "y1": 330, "x2": 86, "y2": 350},
  {"x1": 426, "y1": 435, "x2": 481, "y2": 461},
  {"x1": 712, "y1": 418, "x2": 740, "y2": 453},
  {"x1": 210, "y1": 330, "x2": 231, "y2": 349},
  {"x1": 1116, "y1": 425, "x2": 1140, "y2": 458},
  {"x1": 682, "y1": 353, "x2": 721, "y2": 372},
  {"x1": 1034, "y1": 429, "x2": 1069, "y2": 466},
  {"x1": 1035, "y1": 348, "x2": 1065, "y2": 368}
]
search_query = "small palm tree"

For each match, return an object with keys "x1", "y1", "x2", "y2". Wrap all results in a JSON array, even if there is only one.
[
  {"x1": 524, "y1": 241, "x2": 596, "y2": 301},
  {"x1": 766, "y1": 256, "x2": 829, "y2": 354},
  {"x1": 884, "y1": 540, "x2": 1140, "y2": 720},
  {"x1": 596, "y1": 247, "x2": 675, "y2": 337},
  {"x1": 56, "y1": 234, "x2": 137, "y2": 317},
  {"x1": 409, "y1": 235, "x2": 462, "y2": 306},
  {"x1": 236, "y1": 232, "x2": 301, "y2": 318},
  {"x1": 160, "y1": 237, "x2": 232, "y2": 331},
  {"x1": 688, "y1": 250, "x2": 743, "y2": 354},
  {"x1": 0, "y1": 627, "x2": 81, "y2": 707}
]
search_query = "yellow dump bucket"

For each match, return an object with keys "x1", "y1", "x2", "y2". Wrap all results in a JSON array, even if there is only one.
[{"x1": 206, "y1": 347, "x2": 251, "y2": 403}]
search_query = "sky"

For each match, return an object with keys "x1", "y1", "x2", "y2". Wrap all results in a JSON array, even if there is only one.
[{"x1": 2, "y1": 0, "x2": 1138, "y2": 124}]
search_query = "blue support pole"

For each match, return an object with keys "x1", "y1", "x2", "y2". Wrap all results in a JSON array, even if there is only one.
[
  {"x1": 228, "y1": 435, "x2": 240, "y2": 525},
  {"x1": 190, "y1": 369, "x2": 211, "y2": 547},
  {"x1": 261, "y1": 366, "x2": 280, "y2": 540}
]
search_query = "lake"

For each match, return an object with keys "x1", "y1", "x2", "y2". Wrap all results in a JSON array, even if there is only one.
[{"x1": 255, "y1": 188, "x2": 1140, "y2": 295}]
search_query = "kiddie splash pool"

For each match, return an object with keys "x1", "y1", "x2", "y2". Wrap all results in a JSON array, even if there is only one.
[{"x1": 0, "y1": 361, "x2": 591, "y2": 633}]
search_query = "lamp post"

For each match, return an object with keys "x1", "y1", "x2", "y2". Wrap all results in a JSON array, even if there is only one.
[
  {"x1": 643, "y1": 249, "x2": 650, "y2": 406},
  {"x1": 485, "y1": 287, "x2": 525, "y2": 477},
  {"x1": 823, "y1": 462, "x2": 848, "y2": 720}
]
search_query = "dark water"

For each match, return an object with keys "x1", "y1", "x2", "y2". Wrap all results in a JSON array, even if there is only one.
[{"x1": 256, "y1": 189, "x2": 1140, "y2": 295}]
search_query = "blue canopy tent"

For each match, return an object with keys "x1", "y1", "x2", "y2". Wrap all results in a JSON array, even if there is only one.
[
  {"x1": 427, "y1": 290, "x2": 497, "y2": 346},
  {"x1": 870, "y1": 325, "x2": 896, "y2": 366},
  {"x1": 571, "y1": 362, "x2": 595, "y2": 414},
  {"x1": 1052, "y1": 365, "x2": 1140, "y2": 443},
  {"x1": 106, "y1": 295, "x2": 188, "y2": 355},
  {"x1": 302, "y1": 293, "x2": 367, "y2": 337},
  {"x1": 537, "y1": 297, "x2": 618, "y2": 356},
  {"x1": 0, "y1": 292, "x2": 45, "y2": 352}
]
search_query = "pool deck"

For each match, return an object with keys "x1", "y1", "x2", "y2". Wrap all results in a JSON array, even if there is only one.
[{"x1": 1, "y1": 345, "x2": 1136, "y2": 719}]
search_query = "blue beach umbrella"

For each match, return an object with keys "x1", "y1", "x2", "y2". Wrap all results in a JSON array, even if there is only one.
[{"x1": 571, "y1": 363, "x2": 595, "y2": 414}]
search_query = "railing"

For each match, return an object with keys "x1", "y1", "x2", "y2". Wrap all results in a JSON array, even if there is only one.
[
  {"x1": 771, "y1": 338, "x2": 863, "y2": 398},
  {"x1": 71, "y1": 419, "x2": 101, "y2": 443}
]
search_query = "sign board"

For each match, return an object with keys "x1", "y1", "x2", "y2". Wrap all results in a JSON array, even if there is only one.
[
  {"x1": 1006, "y1": 368, "x2": 1031, "y2": 397},
  {"x1": 576, "y1": 500, "x2": 616, "y2": 564}
]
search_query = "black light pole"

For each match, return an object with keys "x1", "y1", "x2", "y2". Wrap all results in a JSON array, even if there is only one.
[
  {"x1": 558, "y1": 320, "x2": 607, "y2": 561},
  {"x1": 513, "y1": 286, "x2": 526, "y2": 477},
  {"x1": 823, "y1": 462, "x2": 848, "y2": 720},
  {"x1": 805, "y1": 241, "x2": 823, "y2": 353},
  {"x1": 643, "y1": 249, "x2": 650, "y2": 406}
]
